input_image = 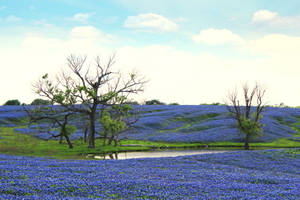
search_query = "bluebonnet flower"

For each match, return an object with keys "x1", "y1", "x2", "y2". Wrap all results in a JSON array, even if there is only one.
[{"x1": 0, "y1": 150, "x2": 299, "y2": 199}]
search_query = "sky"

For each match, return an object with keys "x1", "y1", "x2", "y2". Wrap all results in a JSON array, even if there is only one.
[{"x1": 1, "y1": 0, "x2": 300, "y2": 106}]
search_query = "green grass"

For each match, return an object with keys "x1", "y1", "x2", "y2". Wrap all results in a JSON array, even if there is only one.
[
  {"x1": 158, "y1": 113, "x2": 219, "y2": 133},
  {"x1": 172, "y1": 113, "x2": 220, "y2": 123},
  {"x1": 291, "y1": 118, "x2": 300, "y2": 137},
  {"x1": 159, "y1": 123, "x2": 191, "y2": 133},
  {"x1": 246, "y1": 138, "x2": 300, "y2": 148},
  {"x1": 0, "y1": 127, "x2": 300, "y2": 160},
  {"x1": 0, "y1": 127, "x2": 150, "y2": 159},
  {"x1": 275, "y1": 116, "x2": 300, "y2": 137}
]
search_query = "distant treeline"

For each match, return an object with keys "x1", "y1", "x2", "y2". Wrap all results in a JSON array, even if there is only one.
[
  {"x1": 2, "y1": 98, "x2": 50, "y2": 106},
  {"x1": 2, "y1": 98, "x2": 299, "y2": 108}
]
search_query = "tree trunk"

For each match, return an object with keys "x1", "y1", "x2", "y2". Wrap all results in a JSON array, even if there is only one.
[
  {"x1": 84, "y1": 126, "x2": 88, "y2": 143},
  {"x1": 59, "y1": 133, "x2": 63, "y2": 144},
  {"x1": 108, "y1": 135, "x2": 114, "y2": 145},
  {"x1": 88, "y1": 113, "x2": 95, "y2": 148},
  {"x1": 103, "y1": 131, "x2": 107, "y2": 146},
  {"x1": 244, "y1": 134, "x2": 250, "y2": 150},
  {"x1": 61, "y1": 126, "x2": 73, "y2": 149},
  {"x1": 114, "y1": 135, "x2": 119, "y2": 147},
  {"x1": 64, "y1": 133, "x2": 73, "y2": 149},
  {"x1": 108, "y1": 153, "x2": 114, "y2": 159},
  {"x1": 88, "y1": 104, "x2": 98, "y2": 149}
]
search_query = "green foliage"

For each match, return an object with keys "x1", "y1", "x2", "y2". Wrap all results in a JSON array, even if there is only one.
[
  {"x1": 100, "y1": 111, "x2": 126, "y2": 136},
  {"x1": 61, "y1": 125, "x2": 77, "y2": 136},
  {"x1": 99, "y1": 103, "x2": 133, "y2": 137},
  {"x1": 40, "y1": 74, "x2": 77, "y2": 105},
  {"x1": 125, "y1": 101, "x2": 139, "y2": 105},
  {"x1": 173, "y1": 113, "x2": 220, "y2": 123},
  {"x1": 145, "y1": 99, "x2": 165, "y2": 105},
  {"x1": 30, "y1": 98, "x2": 51, "y2": 105},
  {"x1": 3, "y1": 99, "x2": 21, "y2": 106},
  {"x1": 238, "y1": 116, "x2": 263, "y2": 138}
]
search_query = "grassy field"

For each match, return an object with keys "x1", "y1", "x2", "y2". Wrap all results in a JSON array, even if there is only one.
[{"x1": 1, "y1": 127, "x2": 300, "y2": 160}]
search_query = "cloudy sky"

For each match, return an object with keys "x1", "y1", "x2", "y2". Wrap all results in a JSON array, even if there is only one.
[{"x1": 1, "y1": 0, "x2": 300, "y2": 105}]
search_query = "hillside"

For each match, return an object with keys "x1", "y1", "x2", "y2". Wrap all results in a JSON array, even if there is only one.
[{"x1": 1, "y1": 105, "x2": 300, "y2": 144}]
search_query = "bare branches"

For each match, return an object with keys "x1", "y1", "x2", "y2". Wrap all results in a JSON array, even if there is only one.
[
  {"x1": 226, "y1": 83, "x2": 266, "y2": 119},
  {"x1": 255, "y1": 85, "x2": 266, "y2": 122},
  {"x1": 243, "y1": 83, "x2": 257, "y2": 118},
  {"x1": 67, "y1": 54, "x2": 87, "y2": 73},
  {"x1": 226, "y1": 88, "x2": 243, "y2": 128},
  {"x1": 68, "y1": 55, "x2": 87, "y2": 89},
  {"x1": 33, "y1": 54, "x2": 146, "y2": 148},
  {"x1": 225, "y1": 82, "x2": 266, "y2": 150},
  {"x1": 64, "y1": 54, "x2": 147, "y2": 106}
]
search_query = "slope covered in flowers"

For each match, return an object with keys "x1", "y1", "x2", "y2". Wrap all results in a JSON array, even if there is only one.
[
  {"x1": 122, "y1": 105, "x2": 300, "y2": 143},
  {"x1": 1, "y1": 105, "x2": 300, "y2": 143},
  {"x1": 0, "y1": 149, "x2": 299, "y2": 199}
]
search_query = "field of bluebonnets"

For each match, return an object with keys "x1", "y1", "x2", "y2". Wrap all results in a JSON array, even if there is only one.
[
  {"x1": 1, "y1": 105, "x2": 300, "y2": 199},
  {"x1": 0, "y1": 150, "x2": 299, "y2": 199},
  {"x1": 1, "y1": 104, "x2": 299, "y2": 143}
]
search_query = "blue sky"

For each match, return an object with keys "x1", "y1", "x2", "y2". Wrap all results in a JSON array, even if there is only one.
[{"x1": 1, "y1": 0, "x2": 300, "y2": 105}]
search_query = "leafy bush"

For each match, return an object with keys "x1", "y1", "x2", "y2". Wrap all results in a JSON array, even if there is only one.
[
  {"x1": 30, "y1": 98, "x2": 51, "y2": 105},
  {"x1": 3, "y1": 99, "x2": 21, "y2": 106},
  {"x1": 145, "y1": 99, "x2": 166, "y2": 105}
]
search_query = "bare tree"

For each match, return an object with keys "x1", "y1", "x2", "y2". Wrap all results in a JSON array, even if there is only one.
[
  {"x1": 34, "y1": 54, "x2": 147, "y2": 148},
  {"x1": 226, "y1": 83, "x2": 266, "y2": 150}
]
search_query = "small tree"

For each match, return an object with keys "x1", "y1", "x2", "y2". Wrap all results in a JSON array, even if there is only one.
[
  {"x1": 24, "y1": 105, "x2": 76, "y2": 149},
  {"x1": 100, "y1": 95, "x2": 138, "y2": 146},
  {"x1": 3, "y1": 99, "x2": 21, "y2": 106},
  {"x1": 226, "y1": 83, "x2": 266, "y2": 150}
]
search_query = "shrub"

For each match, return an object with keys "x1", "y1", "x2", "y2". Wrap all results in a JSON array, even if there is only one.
[
  {"x1": 30, "y1": 98, "x2": 51, "y2": 105},
  {"x1": 3, "y1": 99, "x2": 21, "y2": 106},
  {"x1": 146, "y1": 99, "x2": 165, "y2": 105}
]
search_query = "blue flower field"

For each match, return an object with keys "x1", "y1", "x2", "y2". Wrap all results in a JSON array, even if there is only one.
[
  {"x1": 0, "y1": 149, "x2": 299, "y2": 199},
  {"x1": 1, "y1": 105, "x2": 300, "y2": 199},
  {"x1": 2, "y1": 105, "x2": 300, "y2": 143}
]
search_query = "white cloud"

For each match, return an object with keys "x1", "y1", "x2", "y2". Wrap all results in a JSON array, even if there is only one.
[
  {"x1": 252, "y1": 10, "x2": 278, "y2": 22},
  {"x1": 115, "y1": 44, "x2": 300, "y2": 106},
  {"x1": 247, "y1": 34, "x2": 300, "y2": 56},
  {"x1": 0, "y1": 26, "x2": 116, "y2": 104},
  {"x1": 0, "y1": 5, "x2": 6, "y2": 10},
  {"x1": 5, "y1": 15, "x2": 22, "y2": 22},
  {"x1": 2, "y1": 27, "x2": 300, "y2": 106},
  {"x1": 124, "y1": 13, "x2": 178, "y2": 32},
  {"x1": 252, "y1": 9, "x2": 300, "y2": 28},
  {"x1": 69, "y1": 26, "x2": 116, "y2": 43},
  {"x1": 70, "y1": 13, "x2": 92, "y2": 23},
  {"x1": 193, "y1": 28, "x2": 245, "y2": 45},
  {"x1": 70, "y1": 26, "x2": 101, "y2": 38}
]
